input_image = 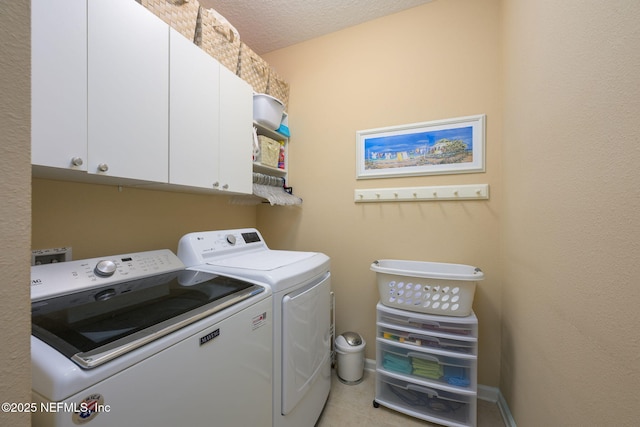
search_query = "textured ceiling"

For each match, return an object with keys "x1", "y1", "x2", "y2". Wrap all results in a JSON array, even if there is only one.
[{"x1": 198, "y1": 0, "x2": 433, "y2": 54}]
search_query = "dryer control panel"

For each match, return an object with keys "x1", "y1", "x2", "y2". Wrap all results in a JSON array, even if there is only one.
[{"x1": 177, "y1": 228, "x2": 269, "y2": 266}]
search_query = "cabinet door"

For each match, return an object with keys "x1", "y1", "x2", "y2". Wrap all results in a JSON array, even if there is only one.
[
  {"x1": 219, "y1": 66, "x2": 253, "y2": 194},
  {"x1": 32, "y1": 0, "x2": 87, "y2": 170},
  {"x1": 87, "y1": 0, "x2": 169, "y2": 182},
  {"x1": 169, "y1": 29, "x2": 221, "y2": 189}
]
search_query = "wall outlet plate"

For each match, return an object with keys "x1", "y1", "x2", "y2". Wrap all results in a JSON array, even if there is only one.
[{"x1": 32, "y1": 247, "x2": 72, "y2": 266}]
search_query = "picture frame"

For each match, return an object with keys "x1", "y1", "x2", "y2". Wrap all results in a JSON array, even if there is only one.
[{"x1": 356, "y1": 114, "x2": 486, "y2": 179}]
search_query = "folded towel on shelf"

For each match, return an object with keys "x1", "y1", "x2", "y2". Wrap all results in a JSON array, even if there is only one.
[
  {"x1": 411, "y1": 358, "x2": 443, "y2": 379},
  {"x1": 382, "y1": 353, "x2": 412, "y2": 375}
]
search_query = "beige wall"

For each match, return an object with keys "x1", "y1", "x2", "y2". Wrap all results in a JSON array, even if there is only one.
[
  {"x1": 500, "y1": 0, "x2": 640, "y2": 425},
  {"x1": 261, "y1": 0, "x2": 502, "y2": 386},
  {"x1": 0, "y1": 1, "x2": 31, "y2": 426},
  {"x1": 32, "y1": 179, "x2": 258, "y2": 259}
]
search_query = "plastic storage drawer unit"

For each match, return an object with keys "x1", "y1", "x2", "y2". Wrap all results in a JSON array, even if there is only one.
[
  {"x1": 377, "y1": 304, "x2": 478, "y2": 355},
  {"x1": 376, "y1": 372, "x2": 475, "y2": 427},
  {"x1": 378, "y1": 341, "x2": 476, "y2": 390},
  {"x1": 371, "y1": 259, "x2": 483, "y2": 316},
  {"x1": 378, "y1": 325, "x2": 476, "y2": 355},
  {"x1": 374, "y1": 303, "x2": 478, "y2": 427},
  {"x1": 378, "y1": 310, "x2": 476, "y2": 337}
]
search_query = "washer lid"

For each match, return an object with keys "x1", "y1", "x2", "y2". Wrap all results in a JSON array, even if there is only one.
[
  {"x1": 32, "y1": 270, "x2": 265, "y2": 369},
  {"x1": 207, "y1": 250, "x2": 316, "y2": 271}
]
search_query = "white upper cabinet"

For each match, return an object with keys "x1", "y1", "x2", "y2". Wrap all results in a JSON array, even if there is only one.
[
  {"x1": 219, "y1": 66, "x2": 253, "y2": 194},
  {"x1": 169, "y1": 29, "x2": 252, "y2": 194},
  {"x1": 169, "y1": 29, "x2": 222, "y2": 189},
  {"x1": 87, "y1": 0, "x2": 169, "y2": 183},
  {"x1": 32, "y1": 0, "x2": 87, "y2": 171},
  {"x1": 32, "y1": 0, "x2": 253, "y2": 195}
]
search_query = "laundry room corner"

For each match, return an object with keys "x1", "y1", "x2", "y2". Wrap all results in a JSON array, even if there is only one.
[
  {"x1": 260, "y1": 0, "x2": 503, "y2": 389},
  {"x1": 17, "y1": 0, "x2": 640, "y2": 425}
]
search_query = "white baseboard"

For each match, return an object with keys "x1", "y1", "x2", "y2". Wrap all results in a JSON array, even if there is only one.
[
  {"x1": 477, "y1": 384, "x2": 499, "y2": 402},
  {"x1": 365, "y1": 358, "x2": 516, "y2": 426},
  {"x1": 478, "y1": 384, "x2": 516, "y2": 426},
  {"x1": 496, "y1": 389, "x2": 517, "y2": 427},
  {"x1": 364, "y1": 358, "x2": 376, "y2": 372}
]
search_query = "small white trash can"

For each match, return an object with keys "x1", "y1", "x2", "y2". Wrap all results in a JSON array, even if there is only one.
[{"x1": 335, "y1": 331, "x2": 366, "y2": 384}]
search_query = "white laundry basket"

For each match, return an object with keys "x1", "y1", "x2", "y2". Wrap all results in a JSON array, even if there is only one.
[{"x1": 371, "y1": 259, "x2": 483, "y2": 317}]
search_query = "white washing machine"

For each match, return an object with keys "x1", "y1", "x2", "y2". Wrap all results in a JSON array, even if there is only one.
[
  {"x1": 178, "y1": 228, "x2": 332, "y2": 427},
  {"x1": 31, "y1": 249, "x2": 272, "y2": 427}
]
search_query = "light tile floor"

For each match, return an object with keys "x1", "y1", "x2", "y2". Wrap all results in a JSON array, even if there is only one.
[{"x1": 316, "y1": 369, "x2": 505, "y2": 427}]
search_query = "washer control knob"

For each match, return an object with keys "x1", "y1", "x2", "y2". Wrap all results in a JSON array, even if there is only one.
[
  {"x1": 226, "y1": 234, "x2": 236, "y2": 245},
  {"x1": 95, "y1": 260, "x2": 117, "y2": 277}
]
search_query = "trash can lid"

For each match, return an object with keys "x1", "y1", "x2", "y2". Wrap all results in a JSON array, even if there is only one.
[
  {"x1": 342, "y1": 331, "x2": 362, "y2": 346},
  {"x1": 335, "y1": 334, "x2": 366, "y2": 352}
]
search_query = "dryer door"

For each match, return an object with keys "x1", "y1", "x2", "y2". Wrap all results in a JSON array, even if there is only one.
[{"x1": 281, "y1": 272, "x2": 331, "y2": 415}]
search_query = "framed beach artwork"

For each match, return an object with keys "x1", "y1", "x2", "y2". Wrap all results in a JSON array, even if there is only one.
[{"x1": 356, "y1": 114, "x2": 486, "y2": 179}]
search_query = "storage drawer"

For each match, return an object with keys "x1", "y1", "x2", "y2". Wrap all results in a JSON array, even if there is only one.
[
  {"x1": 376, "y1": 372, "x2": 475, "y2": 426},
  {"x1": 378, "y1": 325, "x2": 476, "y2": 355},
  {"x1": 377, "y1": 340, "x2": 475, "y2": 389},
  {"x1": 377, "y1": 303, "x2": 477, "y2": 338}
]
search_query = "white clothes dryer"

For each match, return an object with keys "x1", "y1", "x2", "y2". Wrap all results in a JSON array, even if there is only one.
[{"x1": 178, "y1": 228, "x2": 332, "y2": 427}]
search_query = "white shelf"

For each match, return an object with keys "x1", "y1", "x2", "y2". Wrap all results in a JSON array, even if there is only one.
[
  {"x1": 253, "y1": 122, "x2": 287, "y2": 141},
  {"x1": 253, "y1": 162, "x2": 286, "y2": 176},
  {"x1": 354, "y1": 184, "x2": 488, "y2": 203}
]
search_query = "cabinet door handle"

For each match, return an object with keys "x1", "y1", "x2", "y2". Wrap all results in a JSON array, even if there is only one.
[
  {"x1": 71, "y1": 157, "x2": 84, "y2": 167},
  {"x1": 222, "y1": 184, "x2": 229, "y2": 190},
  {"x1": 98, "y1": 163, "x2": 109, "y2": 172},
  {"x1": 213, "y1": 182, "x2": 219, "y2": 188}
]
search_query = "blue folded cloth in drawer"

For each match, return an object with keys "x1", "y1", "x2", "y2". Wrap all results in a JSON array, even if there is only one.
[
  {"x1": 444, "y1": 365, "x2": 470, "y2": 387},
  {"x1": 382, "y1": 353, "x2": 412, "y2": 375}
]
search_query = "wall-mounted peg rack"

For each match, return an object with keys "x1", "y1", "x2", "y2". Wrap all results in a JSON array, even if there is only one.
[{"x1": 354, "y1": 184, "x2": 489, "y2": 203}]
